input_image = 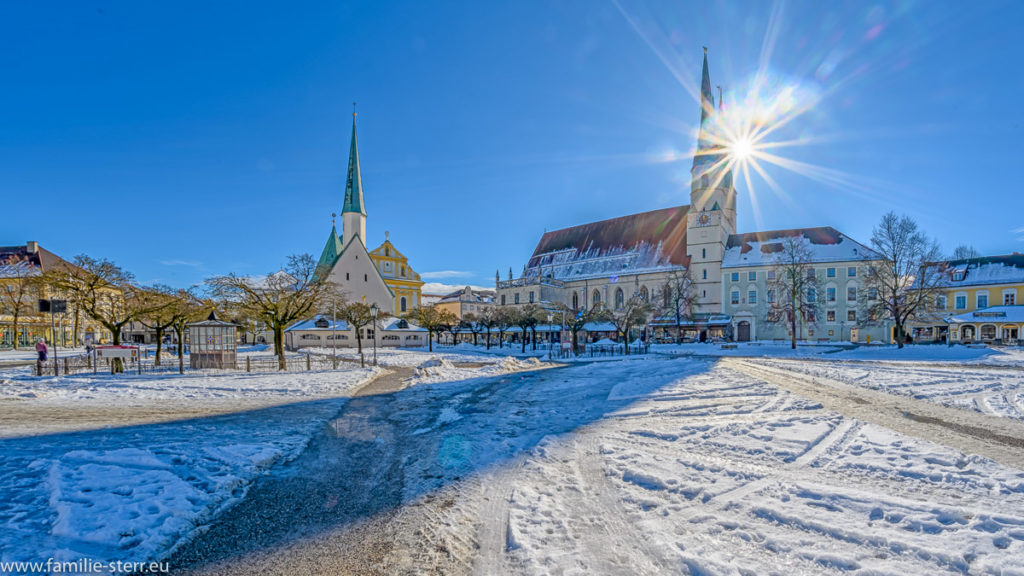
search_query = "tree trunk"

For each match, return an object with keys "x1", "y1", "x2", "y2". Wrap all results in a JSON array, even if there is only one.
[
  {"x1": 676, "y1": 310, "x2": 682, "y2": 344},
  {"x1": 355, "y1": 327, "x2": 363, "y2": 355},
  {"x1": 11, "y1": 313, "x2": 18, "y2": 350},
  {"x1": 428, "y1": 330, "x2": 433, "y2": 352},
  {"x1": 176, "y1": 323, "x2": 185, "y2": 375},
  {"x1": 154, "y1": 327, "x2": 164, "y2": 366},
  {"x1": 521, "y1": 332, "x2": 526, "y2": 353},
  {"x1": 109, "y1": 324, "x2": 125, "y2": 373},
  {"x1": 473, "y1": 332, "x2": 478, "y2": 346},
  {"x1": 790, "y1": 314, "x2": 797, "y2": 350},
  {"x1": 72, "y1": 307, "x2": 80, "y2": 347},
  {"x1": 485, "y1": 327, "x2": 491, "y2": 349},
  {"x1": 531, "y1": 327, "x2": 537, "y2": 351},
  {"x1": 895, "y1": 322, "x2": 904, "y2": 349},
  {"x1": 274, "y1": 323, "x2": 287, "y2": 370}
]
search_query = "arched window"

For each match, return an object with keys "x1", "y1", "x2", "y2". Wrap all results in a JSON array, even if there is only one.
[
  {"x1": 400, "y1": 297, "x2": 407, "y2": 312},
  {"x1": 615, "y1": 288, "x2": 624, "y2": 309},
  {"x1": 593, "y1": 290, "x2": 601, "y2": 306},
  {"x1": 639, "y1": 286, "x2": 648, "y2": 301},
  {"x1": 385, "y1": 247, "x2": 390, "y2": 257},
  {"x1": 663, "y1": 285, "x2": 671, "y2": 307},
  {"x1": 572, "y1": 292, "x2": 579, "y2": 309}
]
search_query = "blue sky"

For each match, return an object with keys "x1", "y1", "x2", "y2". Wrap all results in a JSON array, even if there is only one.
[{"x1": 2, "y1": 1, "x2": 1022, "y2": 291}]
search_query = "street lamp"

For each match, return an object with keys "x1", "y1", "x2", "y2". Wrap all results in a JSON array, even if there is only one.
[
  {"x1": 370, "y1": 303, "x2": 379, "y2": 367},
  {"x1": 547, "y1": 312, "x2": 553, "y2": 359}
]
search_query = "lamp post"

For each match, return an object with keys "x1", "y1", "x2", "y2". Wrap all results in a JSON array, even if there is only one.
[
  {"x1": 547, "y1": 312, "x2": 553, "y2": 359},
  {"x1": 332, "y1": 297, "x2": 338, "y2": 369},
  {"x1": 370, "y1": 303, "x2": 379, "y2": 367}
]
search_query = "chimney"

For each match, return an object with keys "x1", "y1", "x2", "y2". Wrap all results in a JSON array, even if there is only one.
[{"x1": 26, "y1": 241, "x2": 38, "y2": 254}]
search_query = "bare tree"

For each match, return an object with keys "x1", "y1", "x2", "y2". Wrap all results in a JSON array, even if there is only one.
[
  {"x1": 412, "y1": 305, "x2": 458, "y2": 352},
  {"x1": 43, "y1": 255, "x2": 164, "y2": 372},
  {"x1": 863, "y1": 212, "x2": 944, "y2": 348},
  {"x1": 607, "y1": 296, "x2": 653, "y2": 355},
  {"x1": 475, "y1": 308, "x2": 497, "y2": 349},
  {"x1": 558, "y1": 302, "x2": 603, "y2": 355},
  {"x1": 493, "y1": 307, "x2": 516, "y2": 349},
  {"x1": 208, "y1": 254, "x2": 329, "y2": 370},
  {"x1": 337, "y1": 302, "x2": 377, "y2": 359},
  {"x1": 663, "y1": 268, "x2": 697, "y2": 344},
  {"x1": 765, "y1": 235, "x2": 821, "y2": 350},
  {"x1": 170, "y1": 289, "x2": 208, "y2": 374},
  {"x1": 134, "y1": 285, "x2": 183, "y2": 366},
  {"x1": 464, "y1": 313, "x2": 484, "y2": 346},
  {"x1": 518, "y1": 304, "x2": 546, "y2": 352},
  {"x1": 0, "y1": 255, "x2": 40, "y2": 349},
  {"x1": 951, "y1": 244, "x2": 980, "y2": 260}
]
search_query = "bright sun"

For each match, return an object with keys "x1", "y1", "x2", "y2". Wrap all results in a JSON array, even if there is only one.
[{"x1": 730, "y1": 137, "x2": 754, "y2": 162}]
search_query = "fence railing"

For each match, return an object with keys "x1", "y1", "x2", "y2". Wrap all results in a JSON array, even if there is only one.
[
  {"x1": 547, "y1": 343, "x2": 650, "y2": 360},
  {"x1": 34, "y1": 351, "x2": 358, "y2": 376}
]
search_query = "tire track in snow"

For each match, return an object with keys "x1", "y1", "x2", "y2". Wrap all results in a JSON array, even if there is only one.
[{"x1": 726, "y1": 358, "x2": 1024, "y2": 470}]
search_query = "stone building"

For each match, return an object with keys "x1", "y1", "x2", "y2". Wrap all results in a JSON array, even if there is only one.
[{"x1": 495, "y1": 48, "x2": 893, "y2": 344}]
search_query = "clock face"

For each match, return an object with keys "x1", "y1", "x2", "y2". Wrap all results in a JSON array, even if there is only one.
[{"x1": 698, "y1": 212, "x2": 711, "y2": 226}]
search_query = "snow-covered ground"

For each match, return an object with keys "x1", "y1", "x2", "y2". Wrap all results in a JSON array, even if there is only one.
[
  {"x1": 4, "y1": 346, "x2": 1024, "y2": 574},
  {"x1": 0, "y1": 364, "x2": 384, "y2": 569},
  {"x1": 760, "y1": 357, "x2": 1024, "y2": 420},
  {"x1": 651, "y1": 341, "x2": 845, "y2": 357},
  {"x1": 496, "y1": 359, "x2": 1024, "y2": 574}
]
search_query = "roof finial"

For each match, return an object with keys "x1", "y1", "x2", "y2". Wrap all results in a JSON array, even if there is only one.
[
  {"x1": 717, "y1": 85, "x2": 723, "y2": 111},
  {"x1": 703, "y1": 46, "x2": 707, "y2": 54},
  {"x1": 385, "y1": 230, "x2": 390, "y2": 241},
  {"x1": 331, "y1": 212, "x2": 336, "y2": 227},
  {"x1": 352, "y1": 101, "x2": 357, "y2": 118}
]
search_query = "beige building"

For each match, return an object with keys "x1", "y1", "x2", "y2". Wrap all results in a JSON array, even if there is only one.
[{"x1": 434, "y1": 286, "x2": 495, "y2": 320}]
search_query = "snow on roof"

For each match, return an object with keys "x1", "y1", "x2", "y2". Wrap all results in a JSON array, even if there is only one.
[
  {"x1": 286, "y1": 316, "x2": 351, "y2": 332},
  {"x1": 947, "y1": 305, "x2": 1024, "y2": 324},
  {"x1": 722, "y1": 227, "x2": 877, "y2": 268},
  {"x1": 380, "y1": 317, "x2": 427, "y2": 332},
  {"x1": 524, "y1": 206, "x2": 690, "y2": 281},
  {"x1": 941, "y1": 255, "x2": 1024, "y2": 288}
]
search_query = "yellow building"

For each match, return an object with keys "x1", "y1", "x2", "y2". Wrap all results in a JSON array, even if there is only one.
[
  {"x1": 368, "y1": 234, "x2": 424, "y2": 315},
  {"x1": 0, "y1": 241, "x2": 110, "y2": 347},
  {"x1": 912, "y1": 254, "x2": 1024, "y2": 343}
]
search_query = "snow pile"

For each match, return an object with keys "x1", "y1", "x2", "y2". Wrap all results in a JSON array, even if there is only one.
[
  {"x1": 414, "y1": 357, "x2": 457, "y2": 378},
  {"x1": 498, "y1": 357, "x2": 543, "y2": 372}
]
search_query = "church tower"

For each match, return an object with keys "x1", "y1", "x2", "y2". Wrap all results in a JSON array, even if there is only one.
[
  {"x1": 341, "y1": 112, "x2": 367, "y2": 247},
  {"x1": 686, "y1": 48, "x2": 737, "y2": 313}
]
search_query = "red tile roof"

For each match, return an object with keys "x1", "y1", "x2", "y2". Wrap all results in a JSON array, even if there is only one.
[{"x1": 528, "y1": 206, "x2": 691, "y2": 266}]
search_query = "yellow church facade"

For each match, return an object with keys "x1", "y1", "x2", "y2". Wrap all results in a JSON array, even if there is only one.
[{"x1": 368, "y1": 236, "x2": 423, "y2": 315}]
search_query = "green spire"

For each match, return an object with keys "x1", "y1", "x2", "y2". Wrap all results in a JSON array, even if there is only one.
[
  {"x1": 317, "y1": 224, "x2": 344, "y2": 269},
  {"x1": 342, "y1": 113, "x2": 366, "y2": 216}
]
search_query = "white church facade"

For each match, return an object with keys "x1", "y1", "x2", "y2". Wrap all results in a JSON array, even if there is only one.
[
  {"x1": 495, "y1": 49, "x2": 894, "y2": 344},
  {"x1": 316, "y1": 113, "x2": 424, "y2": 315}
]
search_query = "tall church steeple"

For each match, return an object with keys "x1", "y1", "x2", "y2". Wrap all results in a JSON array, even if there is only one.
[
  {"x1": 687, "y1": 48, "x2": 737, "y2": 315},
  {"x1": 341, "y1": 110, "x2": 367, "y2": 246}
]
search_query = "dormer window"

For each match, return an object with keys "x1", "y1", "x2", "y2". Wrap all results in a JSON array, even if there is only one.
[
  {"x1": 314, "y1": 318, "x2": 329, "y2": 329},
  {"x1": 953, "y1": 271, "x2": 964, "y2": 281}
]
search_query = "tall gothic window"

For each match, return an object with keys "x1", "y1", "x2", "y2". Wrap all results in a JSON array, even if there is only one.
[
  {"x1": 593, "y1": 290, "x2": 601, "y2": 306},
  {"x1": 572, "y1": 292, "x2": 579, "y2": 309},
  {"x1": 639, "y1": 286, "x2": 648, "y2": 301},
  {"x1": 615, "y1": 288, "x2": 624, "y2": 310}
]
